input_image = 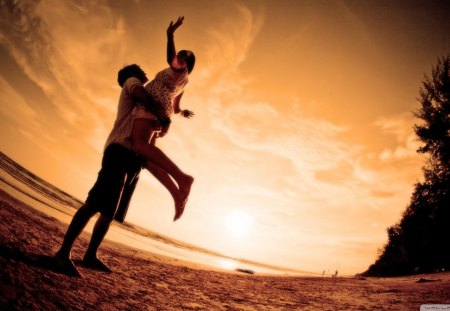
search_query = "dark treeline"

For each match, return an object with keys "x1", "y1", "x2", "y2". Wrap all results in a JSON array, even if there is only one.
[{"x1": 363, "y1": 55, "x2": 450, "y2": 276}]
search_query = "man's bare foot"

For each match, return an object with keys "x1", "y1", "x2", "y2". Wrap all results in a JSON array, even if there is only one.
[
  {"x1": 174, "y1": 176, "x2": 194, "y2": 222},
  {"x1": 53, "y1": 253, "x2": 81, "y2": 277},
  {"x1": 81, "y1": 256, "x2": 112, "y2": 273}
]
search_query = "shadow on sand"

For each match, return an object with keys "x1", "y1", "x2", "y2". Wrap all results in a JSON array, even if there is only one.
[{"x1": 0, "y1": 243, "x2": 76, "y2": 277}]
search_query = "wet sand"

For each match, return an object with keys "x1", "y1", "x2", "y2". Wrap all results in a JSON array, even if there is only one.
[{"x1": 1, "y1": 189, "x2": 449, "y2": 310}]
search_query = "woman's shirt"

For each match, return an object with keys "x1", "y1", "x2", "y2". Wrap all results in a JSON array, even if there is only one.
[{"x1": 144, "y1": 67, "x2": 188, "y2": 118}]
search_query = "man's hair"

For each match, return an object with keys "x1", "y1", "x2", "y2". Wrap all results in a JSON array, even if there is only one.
[
  {"x1": 178, "y1": 50, "x2": 196, "y2": 74},
  {"x1": 117, "y1": 64, "x2": 147, "y2": 87}
]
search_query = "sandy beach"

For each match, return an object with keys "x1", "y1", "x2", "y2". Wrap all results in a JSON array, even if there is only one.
[{"x1": 1, "y1": 188, "x2": 449, "y2": 310}]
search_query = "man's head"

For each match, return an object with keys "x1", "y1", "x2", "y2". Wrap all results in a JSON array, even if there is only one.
[{"x1": 117, "y1": 64, "x2": 147, "y2": 87}]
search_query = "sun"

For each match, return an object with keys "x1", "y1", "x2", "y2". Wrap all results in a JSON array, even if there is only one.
[{"x1": 223, "y1": 210, "x2": 253, "y2": 237}]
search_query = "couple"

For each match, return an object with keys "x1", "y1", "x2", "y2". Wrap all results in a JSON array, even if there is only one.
[{"x1": 54, "y1": 17, "x2": 195, "y2": 277}]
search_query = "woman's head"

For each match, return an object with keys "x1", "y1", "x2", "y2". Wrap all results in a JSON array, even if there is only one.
[
  {"x1": 177, "y1": 50, "x2": 196, "y2": 74},
  {"x1": 117, "y1": 64, "x2": 147, "y2": 87}
]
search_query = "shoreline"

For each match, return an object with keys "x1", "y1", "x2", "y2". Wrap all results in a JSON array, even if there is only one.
[{"x1": 0, "y1": 151, "x2": 313, "y2": 276}]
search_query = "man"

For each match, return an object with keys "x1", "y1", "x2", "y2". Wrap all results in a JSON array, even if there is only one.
[{"x1": 54, "y1": 64, "x2": 169, "y2": 277}]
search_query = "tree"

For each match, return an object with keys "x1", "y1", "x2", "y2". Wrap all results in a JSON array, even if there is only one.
[{"x1": 363, "y1": 55, "x2": 450, "y2": 276}]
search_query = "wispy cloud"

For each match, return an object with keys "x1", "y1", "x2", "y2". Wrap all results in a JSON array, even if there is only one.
[
  {"x1": 0, "y1": 0, "x2": 127, "y2": 150},
  {"x1": 0, "y1": 76, "x2": 40, "y2": 129},
  {"x1": 171, "y1": 5, "x2": 427, "y2": 273},
  {"x1": 202, "y1": 4, "x2": 264, "y2": 76},
  {"x1": 375, "y1": 113, "x2": 421, "y2": 161}
]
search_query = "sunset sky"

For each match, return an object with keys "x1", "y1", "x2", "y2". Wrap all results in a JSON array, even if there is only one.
[{"x1": 1, "y1": 0, "x2": 449, "y2": 275}]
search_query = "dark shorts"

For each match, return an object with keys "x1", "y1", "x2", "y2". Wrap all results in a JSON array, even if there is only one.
[{"x1": 86, "y1": 144, "x2": 143, "y2": 222}]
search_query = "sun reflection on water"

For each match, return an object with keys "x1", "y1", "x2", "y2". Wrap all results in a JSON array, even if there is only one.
[{"x1": 218, "y1": 258, "x2": 239, "y2": 271}]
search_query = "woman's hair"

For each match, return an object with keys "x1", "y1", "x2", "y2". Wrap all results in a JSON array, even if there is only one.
[
  {"x1": 178, "y1": 50, "x2": 196, "y2": 74},
  {"x1": 117, "y1": 64, "x2": 147, "y2": 87}
]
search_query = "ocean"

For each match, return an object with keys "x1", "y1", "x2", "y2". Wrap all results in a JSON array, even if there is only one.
[{"x1": 0, "y1": 151, "x2": 312, "y2": 276}]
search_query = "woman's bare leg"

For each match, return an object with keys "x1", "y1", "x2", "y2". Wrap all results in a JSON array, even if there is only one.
[
  {"x1": 132, "y1": 119, "x2": 194, "y2": 220},
  {"x1": 131, "y1": 119, "x2": 189, "y2": 182},
  {"x1": 145, "y1": 160, "x2": 184, "y2": 216}
]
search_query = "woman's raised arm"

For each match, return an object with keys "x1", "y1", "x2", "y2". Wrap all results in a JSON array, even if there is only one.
[{"x1": 166, "y1": 16, "x2": 184, "y2": 65}]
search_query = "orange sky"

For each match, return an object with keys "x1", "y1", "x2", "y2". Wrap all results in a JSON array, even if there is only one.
[{"x1": 1, "y1": 0, "x2": 449, "y2": 275}]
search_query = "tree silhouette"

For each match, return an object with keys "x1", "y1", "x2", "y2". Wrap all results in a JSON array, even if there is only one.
[{"x1": 364, "y1": 55, "x2": 450, "y2": 276}]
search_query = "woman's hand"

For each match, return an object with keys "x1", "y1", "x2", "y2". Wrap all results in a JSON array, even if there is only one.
[
  {"x1": 167, "y1": 16, "x2": 184, "y2": 36},
  {"x1": 181, "y1": 109, "x2": 194, "y2": 118}
]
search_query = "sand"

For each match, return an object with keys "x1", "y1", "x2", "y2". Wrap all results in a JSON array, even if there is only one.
[{"x1": 1, "y1": 189, "x2": 449, "y2": 310}]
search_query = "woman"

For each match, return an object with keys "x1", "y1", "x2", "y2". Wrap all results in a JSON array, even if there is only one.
[{"x1": 131, "y1": 17, "x2": 195, "y2": 221}]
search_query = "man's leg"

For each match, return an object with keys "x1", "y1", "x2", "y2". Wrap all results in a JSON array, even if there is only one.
[
  {"x1": 81, "y1": 215, "x2": 113, "y2": 272},
  {"x1": 56, "y1": 204, "x2": 97, "y2": 258},
  {"x1": 80, "y1": 175, "x2": 125, "y2": 273},
  {"x1": 79, "y1": 144, "x2": 137, "y2": 272},
  {"x1": 114, "y1": 173, "x2": 140, "y2": 223},
  {"x1": 54, "y1": 203, "x2": 97, "y2": 276}
]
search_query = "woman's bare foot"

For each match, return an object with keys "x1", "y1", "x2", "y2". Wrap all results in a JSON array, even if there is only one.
[
  {"x1": 173, "y1": 200, "x2": 184, "y2": 222},
  {"x1": 173, "y1": 175, "x2": 194, "y2": 221},
  {"x1": 173, "y1": 192, "x2": 184, "y2": 221}
]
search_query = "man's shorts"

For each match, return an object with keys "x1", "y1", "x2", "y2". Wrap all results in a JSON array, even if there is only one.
[{"x1": 86, "y1": 143, "x2": 143, "y2": 221}]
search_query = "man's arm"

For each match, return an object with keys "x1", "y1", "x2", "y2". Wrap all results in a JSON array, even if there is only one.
[{"x1": 129, "y1": 83, "x2": 171, "y2": 126}]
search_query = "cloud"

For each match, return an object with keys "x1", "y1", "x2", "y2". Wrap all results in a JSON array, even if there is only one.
[
  {"x1": 375, "y1": 113, "x2": 421, "y2": 161},
  {"x1": 379, "y1": 135, "x2": 418, "y2": 161},
  {"x1": 145, "y1": 4, "x2": 425, "y2": 275},
  {"x1": 0, "y1": 0, "x2": 127, "y2": 148},
  {"x1": 181, "y1": 3, "x2": 402, "y2": 223},
  {"x1": 210, "y1": 99, "x2": 353, "y2": 173},
  {"x1": 203, "y1": 98, "x2": 421, "y2": 256},
  {"x1": 35, "y1": 0, "x2": 127, "y2": 96},
  {"x1": 197, "y1": 4, "x2": 264, "y2": 87},
  {"x1": 193, "y1": 5, "x2": 366, "y2": 189},
  {"x1": 375, "y1": 113, "x2": 414, "y2": 141},
  {"x1": 0, "y1": 76, "x2": 40, "y2": 129}
]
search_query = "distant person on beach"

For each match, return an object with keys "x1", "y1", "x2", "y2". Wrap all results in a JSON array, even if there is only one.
[
  {"x1": 130, "y1": 16, "x2": 195, "y2": 221},
  {"x1": 54, "y1": 64, "x2": 169, "y2": 276}
]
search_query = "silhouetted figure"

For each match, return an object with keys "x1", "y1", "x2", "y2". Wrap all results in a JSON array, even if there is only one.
[
  {"x1": 54, "y1": 64, "x2": 168, "y2": 277},
  {"x1": 54, "y1": 17, "x2": 197, "y2": 277}
]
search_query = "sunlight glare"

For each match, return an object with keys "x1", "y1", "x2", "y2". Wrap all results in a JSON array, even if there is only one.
[
  {"x1": 223, "y1": 210, "x2": 253, "y2": 237},
  {"x1": 218, "y1": 258, "x2": 239, "y2": 271}
]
